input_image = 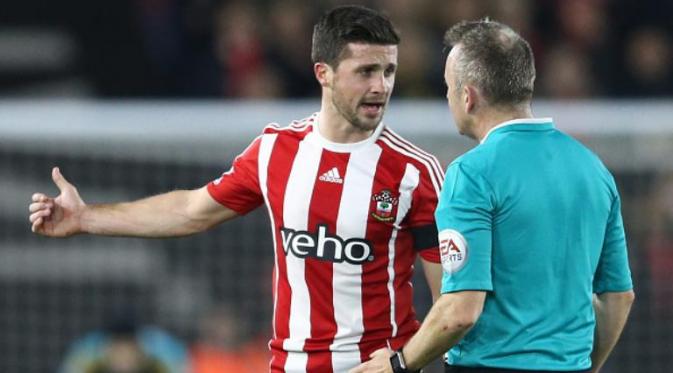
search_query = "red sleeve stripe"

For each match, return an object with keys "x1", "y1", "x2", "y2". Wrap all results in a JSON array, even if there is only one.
[
  {"x1": 263, "y1": 114, "x2": 316, "y2": 134},
  {"x1": 382, "y1": 127, "x2": 439, "y2": 160},
  {"x1": 379, "y1": 133, "x2": 443, "y2": 197},
  {"x1": 290, "y1": 113, "x2": 317, "y2": 129},
  {"x1": 379, "y1": 135, "x2": 442, "y2": 198},
  {"x1": 382, "y1": 128, "x2": 445, "y2": 181},
  {"x1": 380, "y1": 132, "x2": 443, "y2": 189},
  {"x1": 290, "y1": 122, "x2": 309, "y2": 130},
  {"x1": 265, "y1": 122, "x2": 310, "y2": 133},
  {"x1": 382, "y1": 133, "x2": 444, "y2": 189},
  {"x1": 381, "y1": 130, "x2": 444, "y2": 186}
]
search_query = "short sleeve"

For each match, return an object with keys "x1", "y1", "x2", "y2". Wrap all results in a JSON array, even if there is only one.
[
  {"x1": 207, "y1": 136, "x2": 265, "y2": 215},
  {"x1": 436, "y1": 162, "x2": 495, "y2": 293},
  {"x1": 593, "y1": 194, "x2": 633, "y2": 293},
  {"x1": 407, "y1": 157, "x2": 444, "y2": 263}
]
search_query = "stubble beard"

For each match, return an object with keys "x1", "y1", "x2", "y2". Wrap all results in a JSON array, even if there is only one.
[{"x1": 332, "y1": 91, "x2": 384, "y2": 133}]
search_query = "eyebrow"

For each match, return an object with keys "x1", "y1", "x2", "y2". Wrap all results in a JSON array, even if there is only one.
[{"x1": 357, "y1": 63, "x2": 397, "y2": 71}]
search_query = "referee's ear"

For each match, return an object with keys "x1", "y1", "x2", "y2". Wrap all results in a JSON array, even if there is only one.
[{"x1": 463, "y1": 85, "x2": 480, "y2": 114}]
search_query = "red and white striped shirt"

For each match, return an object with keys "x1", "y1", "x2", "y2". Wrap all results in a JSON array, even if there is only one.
[{"x1": 207, "y1": 114, "x2": 443, "y2": 373}]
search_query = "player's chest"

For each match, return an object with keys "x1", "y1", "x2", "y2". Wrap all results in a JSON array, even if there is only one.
[{"x1": 266, "y1": 149, "x2": 416, "y2": 237}]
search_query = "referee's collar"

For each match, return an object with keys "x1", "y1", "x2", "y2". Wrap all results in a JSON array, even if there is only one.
[{"x1": 480, "y1": 117, "x2": 554, "y2": 144}]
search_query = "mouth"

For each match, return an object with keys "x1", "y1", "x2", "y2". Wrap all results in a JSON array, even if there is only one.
[{"x1": 359, "y1": 102, "x2": 385, "y2": 116}]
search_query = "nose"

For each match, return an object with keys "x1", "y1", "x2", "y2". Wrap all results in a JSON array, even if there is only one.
[{"x1": 370, "y1": 72, "x2": 387, "y2": 95}]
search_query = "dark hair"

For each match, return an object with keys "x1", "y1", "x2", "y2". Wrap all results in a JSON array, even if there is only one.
[
  {"x1": 311, "y1": 5, "x2": 400, "y2": 67},
  {"x1": 444, "y1": 19, "x2": 535, "y2": 106}
]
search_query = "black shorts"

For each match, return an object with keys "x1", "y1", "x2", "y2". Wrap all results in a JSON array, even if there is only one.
[{"x1": 445, "y1": 364, "x2": 591, "y2": 373}]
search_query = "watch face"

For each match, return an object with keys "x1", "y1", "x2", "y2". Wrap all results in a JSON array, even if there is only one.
[{"x1": 390, "y1": 351, "x2": 407, "y2": 373}]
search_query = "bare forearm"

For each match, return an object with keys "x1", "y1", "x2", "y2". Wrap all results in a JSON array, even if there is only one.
[
  {"x1": 591, "y1": 291, "x2": 635, "y2": 373},
  {"x1": 81, "y1": 190, "x2": 209, "y2": 237},
  {"x1": 421, "y1": 259, "x2": 443, "y2": 303},
  {"x1": 402, "y1": 305, "x2": 468, "y2": 369},
  {"x1": 403, "y1": 292, "x2": 484, "y2": 371}
]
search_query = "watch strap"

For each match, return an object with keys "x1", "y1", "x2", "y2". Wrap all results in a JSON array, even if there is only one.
[{"x1": 390, "y1": 349, "x2": 417, "y2": 373}]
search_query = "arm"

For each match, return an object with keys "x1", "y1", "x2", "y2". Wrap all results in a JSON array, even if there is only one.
[
  {"x1": 590, "y1": 290, "x2": 635, "y2": 373},
  {"x1": 29, "y1": 167, "x2": 238, "y2": 238},
  {"x1": 350, "y1": 291, "x2": 486, "y2": 373},
  {"x1": 420, "y1": 258, "x2": 442, "y2": 303},
  {"x1": 401, "y1": 290, "x2": 485, "y2": 370}
]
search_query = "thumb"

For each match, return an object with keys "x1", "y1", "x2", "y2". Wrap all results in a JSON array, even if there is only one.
[{"x1": 52, "y1": 167, "x2": 72, "y2": 191}]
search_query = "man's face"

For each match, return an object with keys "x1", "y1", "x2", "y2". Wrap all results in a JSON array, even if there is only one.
[
  {"x1": 329, "y1": 43, "x2": 397, "y2": 132},
  {"x1": 444, "y1": 45, "x2": 472, "y2": 138}
]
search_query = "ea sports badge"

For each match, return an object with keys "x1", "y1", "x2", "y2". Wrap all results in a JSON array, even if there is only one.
[{"x1": 438, "y1": 229, "x2": 468, "y2": 274}]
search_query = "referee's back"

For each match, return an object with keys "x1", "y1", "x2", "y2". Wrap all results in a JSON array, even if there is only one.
[{"x1": 438, "y1": 119, "x2": 633, "y2": 370}]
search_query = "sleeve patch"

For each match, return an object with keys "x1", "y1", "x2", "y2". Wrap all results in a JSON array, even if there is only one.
[{"x1": 439, "y1": 229, "x2": 469, "y2": 274}]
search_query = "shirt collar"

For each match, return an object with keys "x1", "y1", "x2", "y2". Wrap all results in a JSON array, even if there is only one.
[
  {"x1": 308, "y1": 114, "x2": 384, "y2": 153},
  {"x1": 480, "y1": 117, "x2": 554, "y2": 144}
]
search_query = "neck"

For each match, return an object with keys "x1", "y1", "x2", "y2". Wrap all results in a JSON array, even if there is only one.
[
  {"x1": 474, "y1": 105, "x2": 533, "y2": 142},
  {"x1": 317, "y1": 95, "x2": 375, "y2": 144}
]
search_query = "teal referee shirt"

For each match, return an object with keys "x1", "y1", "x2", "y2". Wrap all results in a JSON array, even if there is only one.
[{"x1": 436, "y1": 118, "x2": 633, "y2": 370}]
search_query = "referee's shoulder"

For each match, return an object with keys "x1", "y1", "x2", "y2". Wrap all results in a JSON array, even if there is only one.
[
  {"x1": 449, "y1": 142, "x2": 493, "y2": 169},
  {"x1": 557, "y1": 130, "x2": 614, "y2": 175}
]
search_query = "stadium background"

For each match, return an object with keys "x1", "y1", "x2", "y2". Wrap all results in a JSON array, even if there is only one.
[{"x1": 1, "y1": 0, "x2": 671, "y2": 372}]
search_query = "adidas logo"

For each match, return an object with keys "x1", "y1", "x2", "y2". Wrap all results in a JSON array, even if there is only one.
[{"x1": 318, "y1": 167, "x2": 343, "y2": 184}]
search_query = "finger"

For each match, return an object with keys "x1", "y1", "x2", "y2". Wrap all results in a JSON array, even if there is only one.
[
  {"x1": 30, "y1": 209, "x2": 51, "y2": 223},
  {"x1": 31, "y1": 217, "x2": 43, "y2": 232},
  {"x1": 32, "y1": 193, "x2": 50, "y2": 202},
  {"x1": 348, "y1": 364, "x2": 365, "y2": 373},
  {"x1": 52, "y1": 167, "x2": 72, "y2": 191},
  {"x1": 29, "y1": 202, "x2": 53, "y2": 213}
]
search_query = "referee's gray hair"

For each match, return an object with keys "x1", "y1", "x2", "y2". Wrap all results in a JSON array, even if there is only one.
[{"x1": 444, "y1": 19, "x2": 535, "y2": 106}]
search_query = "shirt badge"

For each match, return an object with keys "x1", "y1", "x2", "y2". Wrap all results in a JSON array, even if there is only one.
[
  {"x1": 439, "y1": 229, "x2": 468, "y2": 274},
  {"x1": 371, "y1": 189, "x2": 398, "y2": 222}
]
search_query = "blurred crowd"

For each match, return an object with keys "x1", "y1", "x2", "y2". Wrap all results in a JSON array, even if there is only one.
[
  {"x1": 2, "y1": 0, "x2": 672, "y2": 99},
  {"x1": 59, "y1": 306, "x2": 269, "y2": 373}
]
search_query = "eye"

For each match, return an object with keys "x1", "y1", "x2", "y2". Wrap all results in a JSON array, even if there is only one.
[
  {"x1": 384, "y1": 65, "x2": 396, "y2": 77},
  {"x1": 359, "y1": 68, "x2": 374, "y2": 77}
]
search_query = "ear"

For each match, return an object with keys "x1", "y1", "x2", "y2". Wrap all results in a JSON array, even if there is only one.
[
  {"x1": 314, "y1": 62, "x2": 332, "y2": 88},
  {"x1": 463, "y1": 85, "x2": 479, "y2": 114}
]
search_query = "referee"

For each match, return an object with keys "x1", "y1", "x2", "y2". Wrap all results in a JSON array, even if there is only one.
[{"x1": 352, "y1": 20, "x2": 634, "y2": 373}]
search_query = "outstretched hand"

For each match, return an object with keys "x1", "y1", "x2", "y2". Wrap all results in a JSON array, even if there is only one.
[
  {"x1": 349, "y1": 348, "x2": 393, "y2": 373},
  {"x1": 29, "y1": 167, "x2": 86, "y2": 237}
]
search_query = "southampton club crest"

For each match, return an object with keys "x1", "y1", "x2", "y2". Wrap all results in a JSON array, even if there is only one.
[{"x1": 371, "y1": 189, "x2": 399, "y2": 222}]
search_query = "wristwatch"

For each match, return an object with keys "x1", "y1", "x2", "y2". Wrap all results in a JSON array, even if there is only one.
[{"x1": 390, "y1": 349, "x2": 420, "y2": 373}]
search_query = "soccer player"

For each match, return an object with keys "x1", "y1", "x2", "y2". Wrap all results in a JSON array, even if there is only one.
[
  {"x1": 28, "y1": 6, "x2": 444, "y2": 373},
  {"x1": 352, "y1": 20, "x2": 634, "y2": 373}
]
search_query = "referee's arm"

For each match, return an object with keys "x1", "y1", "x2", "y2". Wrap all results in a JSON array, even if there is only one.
[
  {"x1": 590, "y1": 290, "x2": 635, "y2": 373},
  {"x1": 401, "y1": 290, "x2": 486, "y2": 371}
]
